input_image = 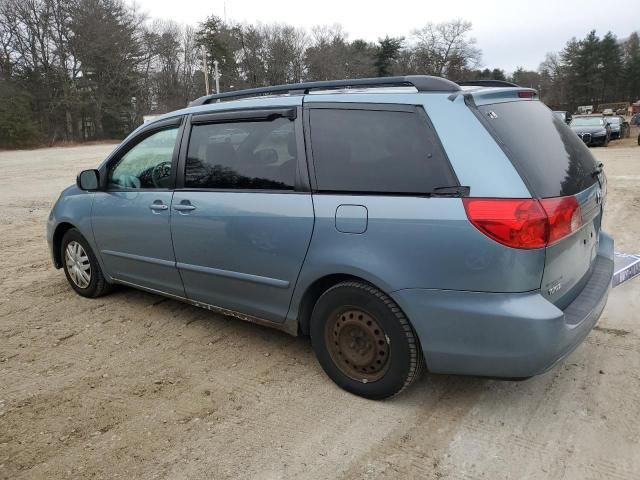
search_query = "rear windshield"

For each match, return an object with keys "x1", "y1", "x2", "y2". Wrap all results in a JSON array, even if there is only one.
[{"x1": 478, "y1": 101, "x2": 598, "y2": 197}]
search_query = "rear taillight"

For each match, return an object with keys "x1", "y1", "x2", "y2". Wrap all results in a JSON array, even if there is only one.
[
  {"x1": 463, "y1": 197, "x2": 582, "y2": 249},
  {"x1": 539, "y1": 196, "x2": 582, "y2": 245}
]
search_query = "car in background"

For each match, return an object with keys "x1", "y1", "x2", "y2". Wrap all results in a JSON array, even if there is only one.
[
  {"x1": 607, "y1": 116, "x2": 630, "y2": 139},
  {"x1": 570, "y1": 115, "x2": 611, "y2": 146},
  {"x1": 577, "y1": 105, "x2": 594, "y2": 115},
  {"x1": 602, "y1": 108, "x2": 614, "y2": 116},
  {"x1": 553, "y1": 111, "x2": 572, "y2": 124}
]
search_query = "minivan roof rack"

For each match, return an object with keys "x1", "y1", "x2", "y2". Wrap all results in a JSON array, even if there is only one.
[
  {"x1": 456, "y1": 80, "x2": 520, "y2": 88},
  {"x1": 189, "y1": 75, "x2": 461, "y2": 106}
]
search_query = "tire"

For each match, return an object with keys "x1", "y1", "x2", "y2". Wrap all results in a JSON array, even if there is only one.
[
  {"x1": 602, "y1": 135, "x2": 609, "y2": 147},
  {"x1": 61, "y1": 228, "x2": 112, "y2": 298},
  {"x1": 310, "y1": 281, "x2": 423, "y2": 399}
]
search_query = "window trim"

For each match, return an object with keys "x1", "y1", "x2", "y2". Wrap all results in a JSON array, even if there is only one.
[
  {"x1": 175, "y1": 106, "x2": 309, "y2": 193},
  {"x1": 100, "y1": 116, "x2": 185, "y2": 192},
  {"x1": 303, "y1": 102, "x2": 459, "y2": 195},
  {"x1": 191, "y1": 107, "x2": 296, "y2": 125}
]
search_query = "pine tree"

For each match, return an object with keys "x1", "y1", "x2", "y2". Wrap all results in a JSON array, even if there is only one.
[
  {"x1": 623, "y1": 32, "x2": 640, "y2": 101},
  {"x1": 374, "y1": 36, "x2": 403, "y2": 77}
]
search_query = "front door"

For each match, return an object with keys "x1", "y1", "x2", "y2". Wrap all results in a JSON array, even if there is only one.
[
  {"x1": 171, "y1": 107, "x2": 314, "y2": 323},
  {"x1": 92, "y1": 123, "x2": 184, "y2": 296}
]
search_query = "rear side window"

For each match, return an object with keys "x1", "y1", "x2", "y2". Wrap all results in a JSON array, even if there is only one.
[
  {"x1": 308, "y1": 107, "x2": 456, "y2": 193},
  {"x1": 185, "y1": 117, "x2": 296, "y2": 190},
  {"x1": 478, "y1": 101, "x2": 598, "y2": 198}
]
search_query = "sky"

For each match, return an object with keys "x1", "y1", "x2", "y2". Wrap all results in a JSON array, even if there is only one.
[{"x1": 133, "y1": 0, "x2": 639, "y2": 73}]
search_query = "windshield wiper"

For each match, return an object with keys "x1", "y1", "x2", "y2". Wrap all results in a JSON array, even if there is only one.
[
  {"x1": 592, "y1": 163, "x2": 604, "y2": 178},
  {"x1": 429, "y1": 186, "x2": 471, "y2": 197}
]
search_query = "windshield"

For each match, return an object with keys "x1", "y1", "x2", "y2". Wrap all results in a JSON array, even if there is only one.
[
  {"x1": 608, "y1": 117, "x2": 621, "y2": 125},
  {"x1": 571, "y1": 117, "x2": 603, "y2": 127},
  {"x1": 478, "y1": 101, "x2": 598, "y2": 198}
]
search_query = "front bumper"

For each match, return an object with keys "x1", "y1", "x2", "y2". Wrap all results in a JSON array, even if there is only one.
[
  {"x1": 392, "y1": 232, "x2": 614, "y2": 378},
  {"x1": 46, "y1": 212, "x2": 58, "y2": 267},
  {"x1": 588, "y1": 135, "x2": 608, "y2": 146}
]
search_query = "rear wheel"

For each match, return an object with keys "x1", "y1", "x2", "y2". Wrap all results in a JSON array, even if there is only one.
[
  {"x1": 310, "y1": 281, "x2": 423, "y2": 399},
  {"x1": 61, "y1": 228, "x2": 112, "y2": 298}
]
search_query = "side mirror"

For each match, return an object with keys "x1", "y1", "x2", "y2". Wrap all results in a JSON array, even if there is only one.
[
  {"x1": 77, "y1": 169, "x2": 100, "y2": 191},
  {"x1": 254, "y1": 148, "x2": 278, "y2": 164}
]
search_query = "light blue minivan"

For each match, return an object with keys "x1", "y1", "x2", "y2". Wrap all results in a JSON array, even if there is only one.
[{"x1": 47, "y1": 76, "x2": 614, "y2": 399}]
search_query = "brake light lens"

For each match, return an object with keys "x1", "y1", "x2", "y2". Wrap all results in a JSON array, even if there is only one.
[
  {"x1": 539, "y1": 196, "x2": 582, "y2": 245},
  {"x1": 518, "y1": 91, "x2": 535, "y2": 98},
  {"x1": 463, "y1": 197, "x2": 582, "y2": 249}
]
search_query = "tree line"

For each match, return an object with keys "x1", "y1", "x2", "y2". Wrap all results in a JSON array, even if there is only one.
[{"x1": 1, "y1": 0, "x2": 639, "y2": 148}]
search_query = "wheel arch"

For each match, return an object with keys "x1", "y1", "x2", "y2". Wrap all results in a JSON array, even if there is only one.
[
  {"x1": 295, "y1": 273, "x2": 397, "y2": 337},
  {"x1": 52, "y1": 222, "x2": 77, "y2": 268}
]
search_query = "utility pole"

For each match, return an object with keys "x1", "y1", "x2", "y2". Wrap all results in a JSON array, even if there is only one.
[
  {"x1": 202, "y1": 46, "x2": 209, "y2": 95},
  {"x1": 213, "y1": 60, "x2": 220, "y2": 94}
]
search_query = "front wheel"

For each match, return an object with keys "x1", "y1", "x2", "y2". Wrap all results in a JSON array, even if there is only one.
[
  {"x1": 310, "y1": 281, "x2": 423, "y2": 399},
  {"x1": 61, "y1": 228, "x2": 112, "y2": 298}
]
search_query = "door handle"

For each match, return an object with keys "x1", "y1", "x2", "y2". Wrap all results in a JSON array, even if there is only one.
[
  {"x1": 149, "y1": 203, "x2": 168, "y2": 211},
  {"x1": 173, "y1": 203, "x2": 196, "y2": 212}
]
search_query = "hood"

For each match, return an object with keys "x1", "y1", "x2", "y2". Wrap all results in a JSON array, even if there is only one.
[{"x1": 570, "y1": 125, "x2": 607, "y2": 135}]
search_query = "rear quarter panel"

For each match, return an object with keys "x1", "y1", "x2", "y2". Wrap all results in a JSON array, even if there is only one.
[{"x1": 289, "y1": 195, "x2": 545, "y2": 320}]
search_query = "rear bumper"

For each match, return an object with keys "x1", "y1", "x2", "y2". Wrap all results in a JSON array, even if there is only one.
[{"x1": 392, "y1": 232, "x2": 614, "y2": 378}]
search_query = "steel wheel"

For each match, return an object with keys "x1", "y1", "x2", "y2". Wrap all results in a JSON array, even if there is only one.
[
  {"x1": 325, "y1": 308, "x2": 390, "y2": 383},
  {"x1": 65, "y1": 240, "x2": 91, "y2": 288}
]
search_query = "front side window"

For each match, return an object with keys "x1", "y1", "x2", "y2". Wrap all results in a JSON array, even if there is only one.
[
  {"x1": 185, "y1": 117, "x2": 296, "y2": 190},
  {"x1": 108, "y1": 127, "x2": 179, "y2": 189},
  {"x1": 308, "y1": 107, "x2": 455, "y2": 193}
]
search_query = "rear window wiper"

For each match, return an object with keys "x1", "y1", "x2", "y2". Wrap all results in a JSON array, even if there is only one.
[
  {"x1": 429, "y1": 186, "x2": 471, "y2": 197},
  {"x1": 592, "y1": 163, "x2": 604, "y2": 178}
]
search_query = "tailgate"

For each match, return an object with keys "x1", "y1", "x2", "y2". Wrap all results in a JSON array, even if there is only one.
[
  {"x1": 541, "y1": 182, "x2": 604, "y2": 309},
  {"x1": 474, "y1": 98, "x2": 606, "y2": 307}
]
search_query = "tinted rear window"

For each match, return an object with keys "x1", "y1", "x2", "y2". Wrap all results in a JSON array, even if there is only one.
[
  {"x1": 309, "y1": 107, "x2": 456, "y2": 193},
  {"x1": 478, "y1": 101, "x2": 598, "y2": 197},
  {"x1": 185, "y1": 118, "x2": 296, "y2": 190}
]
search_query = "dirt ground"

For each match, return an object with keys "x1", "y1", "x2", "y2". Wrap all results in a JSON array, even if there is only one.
[{"x1": 1, "y1": 135, "x2": 639, "y2": 480}]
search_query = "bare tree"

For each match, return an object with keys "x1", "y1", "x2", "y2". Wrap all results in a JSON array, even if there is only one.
[
  {"x1": 410, "y1": 20, "x2": 481, "y2": 78},
  {"x1": 305, "y1": 24, "x2": 350, "y2": 80}
]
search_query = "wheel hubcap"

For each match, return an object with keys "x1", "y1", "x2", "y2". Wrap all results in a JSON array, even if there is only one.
[
  {"x1": 65, "y1": 241, "x2": 91, "y2": 288},
  {"x1": 326, "y1": 308, "x2": 390, "y2": 383}
]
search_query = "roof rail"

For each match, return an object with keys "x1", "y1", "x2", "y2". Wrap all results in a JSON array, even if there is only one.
[
  {"x1": 189, "y1": 75, "x2": 461, "y2": 106},
  {"x1": 456, "y1": 79, "x2": 520, "y2": 88}
]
